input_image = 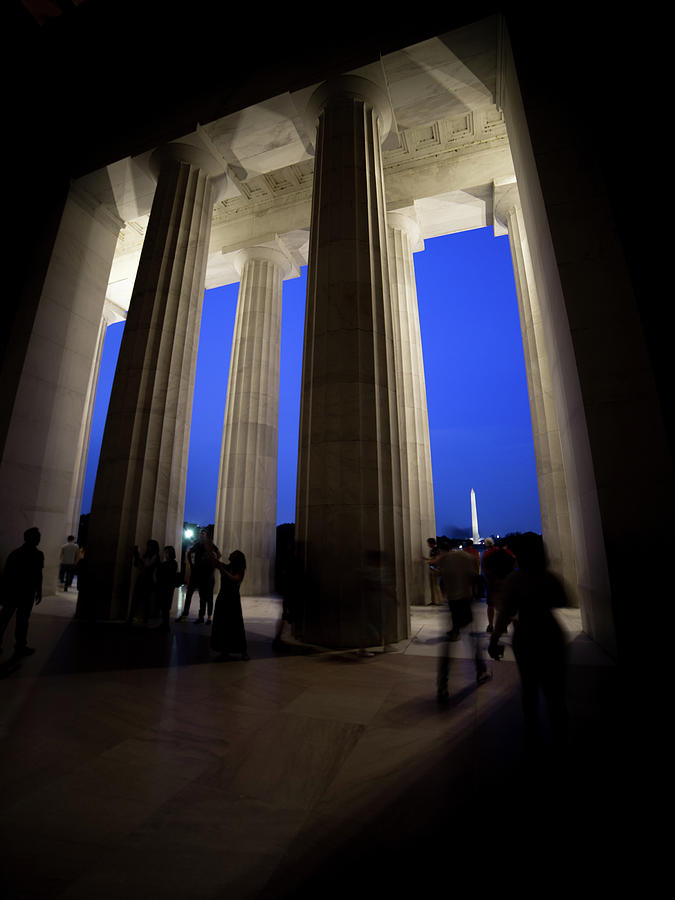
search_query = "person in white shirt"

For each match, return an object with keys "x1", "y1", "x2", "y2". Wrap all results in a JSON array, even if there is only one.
[{"x1": 59, "y1": 535, "x2": 79, "y2": 591}]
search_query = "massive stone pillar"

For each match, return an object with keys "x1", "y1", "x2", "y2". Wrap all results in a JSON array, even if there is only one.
[
  {"x1": 65, "y1": 300, "x2": 127, "y2": 538},
  {"x1": 497, "y1": 28, "x2": 616, "y2": 653},
  {"x1": 78, "y1": 142, "x2": 224, "y2": 619},
  {"x1": 295, "y1": 75, "x2": 408, "y2": 648},
  {"x1": 387, "y1": 212, "x2": 436, "y2": 606},
  {"x1": 0, "y1": 183, "x2": 122, "y2": 592},
  {"x1": 215, "y1": 246, "x2": 292, "y2": 595},
  {"x1": 495, "y1": 185, "x2": 577, "y2": 601}
]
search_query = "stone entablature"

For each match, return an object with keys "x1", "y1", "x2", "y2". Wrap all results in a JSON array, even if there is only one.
[{"x1": 104, "y1": 107, "x2": 514, "y2": 307}]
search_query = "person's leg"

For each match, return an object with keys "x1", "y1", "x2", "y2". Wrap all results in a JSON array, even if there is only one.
[
  {"x1": 0, "y1": 600, "x2": 18, "y2": 650},
  {"x1": 178, "y1": 582, "x2": 195, "y2": 620},
  {"x1": 64, "y1": 565, "x2": 74, "y2": 591},
  {"x1": 472, "y1": 627, "x2": 490, "y2": 684},
  {"x1": 205, "y1": 580, "x2": 214, "y2": 622},
  {"x1": 142, "y1": 589, "x2": 152, "y2": 626},
  {"x1": 196, "y1": 582, "x2": 207, "y2": 622},
  {"x1": 160, "y1": 592, "x2": 171, "y2": 631},
  {"x1": 13, "y1": 596, "x2": 35, "y2": 654},
  {"x1": 437, "y1": 607, "x2": 452, "y2": 699},
  {"x1": 126, "y1": 587, "x2": 138, "y2": 624}
]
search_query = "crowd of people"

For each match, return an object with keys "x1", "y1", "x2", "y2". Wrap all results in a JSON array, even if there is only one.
[
  {"x1": 424, "y1": 531, "x2": 568, "y2": 748},
  {"x1": 1, "y1": 524, "x2": 569, "y2": 747},
  {"x1": 0, "y1": 526, "x2": 250, "y2": 666},
  {"x1": 125, "y1": 529, "x2": 250, "y2": 661}
]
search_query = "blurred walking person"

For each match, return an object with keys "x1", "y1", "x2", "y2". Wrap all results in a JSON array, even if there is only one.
[
  {"x1": 481, "y1": 537, "x2": 516, "y2": 633},
  {"x1": 489, "y1": 532, "x2": 568, "y2": 752},
  {"x1": 436, "y1": 539, "x2": 490, "y2": 701}
]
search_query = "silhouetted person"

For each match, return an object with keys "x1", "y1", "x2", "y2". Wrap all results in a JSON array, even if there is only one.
[
  {"x1": 273, "y1": 553, "x2": 304, "y2": 649},
  {"x1": 127, "y1": 540, "x2": 160, "y2": 626},
  {"x1": 436, "y1": 539, "x2": 490, "y2": 700},
  {"x1": 422, "y1": 537, "x2": 444, "y2": 605},
  {"x1": 481, "y1": 537, "x2": 516, "y2": 632},
  {"x1": 0, "y1": 527, "x2": 44, "y2": 660},
  {"x1": 156, "y1": 546, "x2": 178, "y2": 632},
  {"x1": 211, "y1": 550, "x2": 248, "y2": 660},
  {"x1": 74, "y1": 546, "x2": 87, "y2": 595},
  {"x1": 59, "y1": 535, "x2": 79, "y2": 590},
  {"x1": 177, "y1": 529, "x2": 220, "y2": 624},
  {"x1": 488, "y1": 532, "x2": 568, "y2": 751}
]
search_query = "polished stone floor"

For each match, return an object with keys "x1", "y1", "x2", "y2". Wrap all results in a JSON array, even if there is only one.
[{"x1": 0, "y1": 588, "x2": 631, "y2": 898}]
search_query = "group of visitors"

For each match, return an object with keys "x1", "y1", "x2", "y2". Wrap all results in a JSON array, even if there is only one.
[
  {"x1": 425, "y1": 531, "x2": 568, "y2": 749},
  {"x1": 126, "y1": 529, "x2": 249, "y2": 660},
  {"x1": 0, "y1": 524, "x2": 249, "y2": 666},
  {"x1": 2, "y1": 521, "x2": 567, "y2": 747}
]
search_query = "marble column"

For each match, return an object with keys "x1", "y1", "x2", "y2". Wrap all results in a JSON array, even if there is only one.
[
  {"x1": 65, "y1": 300, "x2": 127, "y2": 538},
  {"x1": 77, "y1": 142, "x2": 223, "y2": 619},
  {"x1": 495, "y1": 186, "x2": 578, "y2": 602},
  {"x1": 295, "y1": 76, "x2": 408, "y2": 648},
  {"x1": 387, "y1": 212, "x2": 436, "y2": 606},
  {"x1": 0, "y1": 182, "x2": 122, "y2": 593},
  {"x1": 215, "y1": 246, "x2": 291, "y2": 595}
]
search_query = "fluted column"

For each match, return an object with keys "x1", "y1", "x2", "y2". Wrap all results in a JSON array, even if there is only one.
[
  {"x1": 77, "y1": 142, "x2": 224, "y2": 619},
  {"x1": 295, "y1": 76, "x2": 408, "y2": 648},
  {"x1": 387, "y1": 212, "x2": 436, "y2": 606},
  {"x1": 495, "y1": 186, "x2": 578, "y2": 602},
  {"x1": 215, "y1": 246, "x2": 291, "y2": 595},
  {"x1": 65, "y1": 300, "x2": 127, "y2": 537},
  {"x1": 0, "y1": 182, "x2": 122, "y2": 593}
]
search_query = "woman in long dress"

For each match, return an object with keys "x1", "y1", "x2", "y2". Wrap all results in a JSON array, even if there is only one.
[
  {"x1": 211, "y1": 550, "x2": 248, "y2": 660},
  {"x1": 127, "y1": 539, "x2": 160, "y2": 626},
  {"x1": 156, "y1": 545, "x2": 178, "y2": 632}
]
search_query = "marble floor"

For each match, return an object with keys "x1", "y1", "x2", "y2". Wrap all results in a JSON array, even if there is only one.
[{"x1": 0, "y1": 589, "x2": 632, "y2": 898}]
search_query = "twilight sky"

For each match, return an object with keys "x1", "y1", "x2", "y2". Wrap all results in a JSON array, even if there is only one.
[{"x1": 83, "y1": 226, "x2": 541, "y2": 538}]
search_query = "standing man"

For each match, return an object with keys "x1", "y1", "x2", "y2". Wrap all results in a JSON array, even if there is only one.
[
  {"x1": 0, "y1": 527, "x2": 44, "y2": 660},
  {"x1": 422, "y1": 537, "x2": 444, "y2": 606},
  {"x1": 59, "y1": 534, "x2": 80, "y2": 591},
  {"x1": 176, "y1": 529, "x2": 220, "y2": 624}
]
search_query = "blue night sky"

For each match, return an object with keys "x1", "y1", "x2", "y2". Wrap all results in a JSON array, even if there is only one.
[{"x1": 82, "y1": 227, "x2": 541, "y2": 538}]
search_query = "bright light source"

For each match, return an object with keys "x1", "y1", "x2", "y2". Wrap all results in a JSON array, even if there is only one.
[{"x1": 184, "y1": 528, "x2": 194, "y2": 539}]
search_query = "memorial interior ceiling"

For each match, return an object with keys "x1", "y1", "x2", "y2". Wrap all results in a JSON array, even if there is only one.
[{"x1": 73, "y1": 19, "x2": 517, "y2": 313}]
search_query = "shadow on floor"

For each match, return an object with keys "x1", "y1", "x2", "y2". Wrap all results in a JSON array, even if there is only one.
[
  {"x1": 38, "y1": 620, "x2": 318, "y2": 676},
  {"x1": 255, "y1": 661, "x2": 633, "y2": 898}
]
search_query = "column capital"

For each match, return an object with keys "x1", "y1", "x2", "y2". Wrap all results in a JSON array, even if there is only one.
[
  {"x1": 232, "y1": 245, "x2": 295, "y2": 279},
  {"x1": 493, "y1": 182, "x2": 521, "y2": 232},
  {"x1": 149, "y1": 138, "x2": 229, "y2": 201},
  {"x1": 102, "y1": 298, "x2": 127, "y2": 326},
  {"x1": 388, "y1": 211, "x2": 424, "y2": 252},
  {"x1": 305, "y1": 75, "x2": 393, "y2": 142}
]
